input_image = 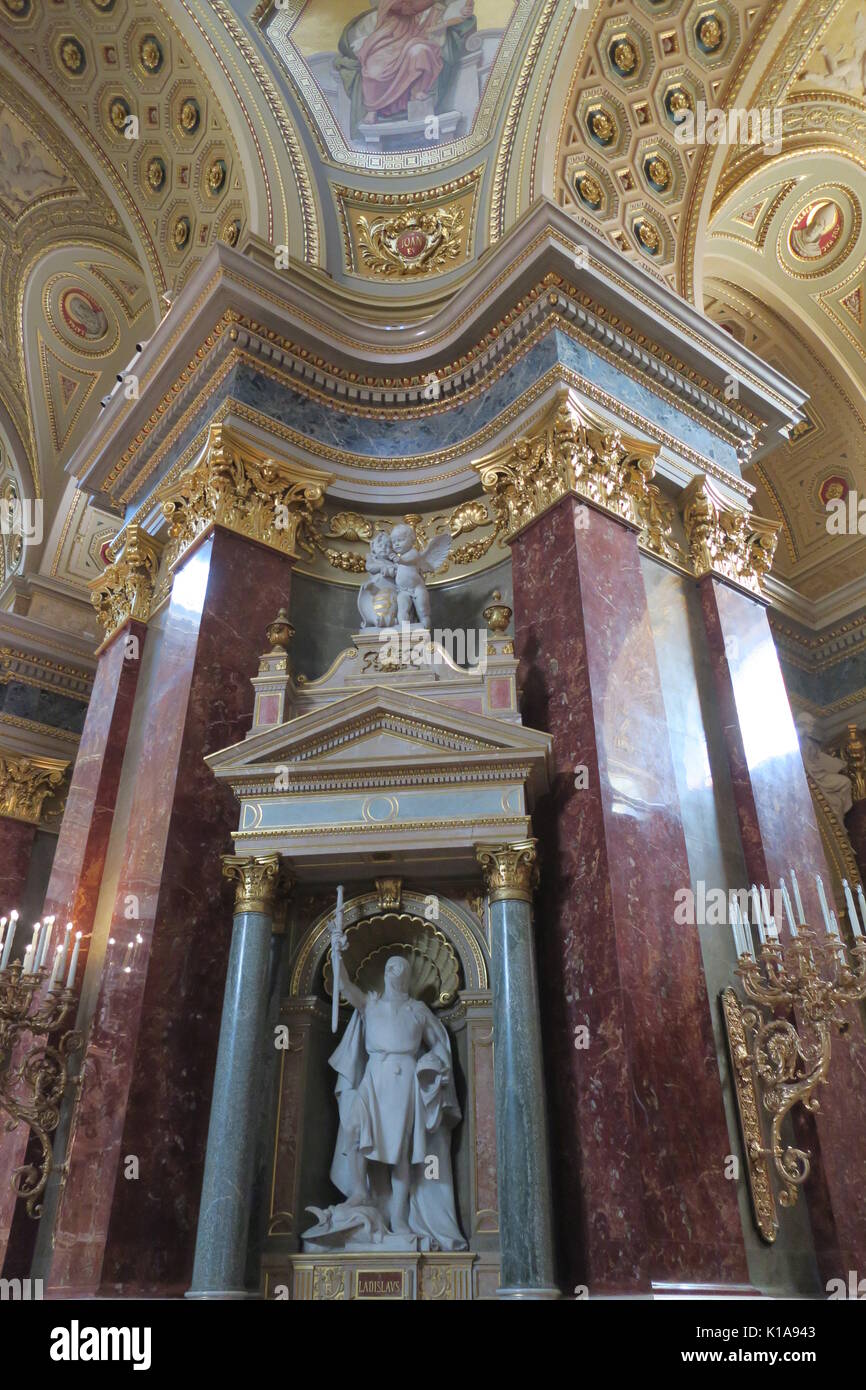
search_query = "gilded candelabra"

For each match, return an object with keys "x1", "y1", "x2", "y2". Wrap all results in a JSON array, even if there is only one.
[
  {"x1": 722, "y1": 874, "x2": 866, "y2": 1242},
  {"x1": 0, "y1": 951, "x2": 82, "y2": 1217}
]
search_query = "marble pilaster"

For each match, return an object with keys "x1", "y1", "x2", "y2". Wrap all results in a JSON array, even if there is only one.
[
  {"x1": 511, "y1": 495, "x2": 748, "y2": 1294},
  {"x1": 46, "y1": 527, "x2": 296, "y2": 1297},
  {"x1": 698, "y1": 575, "x2": 866, "y2": 1279}
]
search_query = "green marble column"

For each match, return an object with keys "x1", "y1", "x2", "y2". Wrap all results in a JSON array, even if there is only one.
[
  {"x1": 477, "y1": 841, "x2": 559, "y2": 1298},
  {"x1": 187, "y1": 854, "x2": 284, "y2": 1299}
]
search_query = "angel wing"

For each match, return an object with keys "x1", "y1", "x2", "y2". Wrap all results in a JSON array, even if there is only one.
[{"x1": 418, "y1": 532, "x2": 451, "y2": 573}]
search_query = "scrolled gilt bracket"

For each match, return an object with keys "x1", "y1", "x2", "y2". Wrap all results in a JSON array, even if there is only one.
[
  {"x1": 473, "y1": 389, "x2": 682, "y2": 564},
  {"x1": 89, "y1": 524, "x2": 160, "y2": 647},
  {"x1": 161, "y1": 421, "x2": 334, "y2": 571},
  {"x1": 0, "y1": 750, "x2": 69, "y2": 826},
  {"x1": 679, "y1": 475, "x2": 778, "y2": 597},
  {"x1": 476, "y1": 840, "x2": 539, "y2": 904},
  {"x1": 221, "y1": 852, "x2": 290, "y2": 916}
]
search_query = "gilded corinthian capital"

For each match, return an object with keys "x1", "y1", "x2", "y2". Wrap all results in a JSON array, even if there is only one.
[
  {"x1": 476, "y1": 840, "x2": 539, "y2": 903},
  {"x1": 0, "y1": 751, "x2": 68, "y2": 826},
  {"x1": 679, "y1": 475, "x2": 778, "y2": 596},
  {"x1": 89, "y1": 525, "x2": 160, "y2": 642},
  {"x1": 222, "y1": 853, "x2": 287, "y2": 915},
  {"x1": 473, "y1": 389, "x2": 681, "y2": 563},
  {"x1": 161, "y1": 422, "x2": 334, "y2": 569}
]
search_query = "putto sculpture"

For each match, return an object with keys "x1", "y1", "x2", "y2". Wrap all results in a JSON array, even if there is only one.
[{"x1": 357, "y1": 520, "x2": 450, "y2": 629}]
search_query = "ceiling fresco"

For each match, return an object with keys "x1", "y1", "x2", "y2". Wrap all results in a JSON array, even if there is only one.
[{"x1": 0, "y1": 0, "x2": 862, "y2": 637}]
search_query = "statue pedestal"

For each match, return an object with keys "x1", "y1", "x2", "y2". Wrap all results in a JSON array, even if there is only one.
[{"x1": 264, "y1": 1250, "x2": 498, "y2": 1301}]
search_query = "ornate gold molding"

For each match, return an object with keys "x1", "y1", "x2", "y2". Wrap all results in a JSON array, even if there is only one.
[
  {"x1": 679, "y1": 475, "x2": 778, "y2": 596},
  {"x1": 0, "y1": 750, "x2": 68, "y2": 827},
  {"x1": 221, "y1": 853, "x2": 286, "y2": 916},
  {"x1": 374, "y1": 878, "x2": 402, "y2": 912},
  {"x1": 476, "y1": 840, "x2": 539, "y2": 905},
  {"x1": 161, "y1": 421, "x2": 333, "y2": 570},
  {"x1": 843, "y1": 724, "x2": 866, "y2": 805},
  {"x1": 89, "y1": 525, "x2": 160, "y2": 645},
  {"x1": 473, "y1": 389, "x2": 682, "y2": 563}
]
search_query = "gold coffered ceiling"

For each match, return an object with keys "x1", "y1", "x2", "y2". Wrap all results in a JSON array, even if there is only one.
[{"x1": 0, "y1": 0, "x2": 863, "y2": 621}]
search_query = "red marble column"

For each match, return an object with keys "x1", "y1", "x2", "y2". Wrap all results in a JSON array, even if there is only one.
[
  {"x1": 0, "y1": 816, "x2": 36, "y2": 916},
  {"x1": 0, "y1": 622, "x2": 146, "y2": 1275},
  {"x1": 699, "y1": 575, "x2": 866, "y2": 1279},
  {"x1": 512, "y1": 495, "x2": 748, "y2": 1295},
  {"x1": 47, "y1": 528, "x2": 293, "y2": 1298}
]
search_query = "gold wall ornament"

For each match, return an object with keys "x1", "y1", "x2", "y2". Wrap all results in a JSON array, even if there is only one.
[
  {"x1": 473, "y1": 390, "x2": 678, "y2": 560},
  {"x1": 0, "y1": 751, "x2": 68, "y2": 826},
  {"x1": 483, "y1": 591, "x2": 512, "y2": 634},
  {"x1": 356, "y1": 205, "x2": 465, "y2": 278},
  {"x1": 476, "y1": 840, "x2": 539, "y2": 904},
  {"x1": 679, "y1": 474, "x2": 778, "y2": 595},
  {"x1": 843, "y1": 724, "x2": 866, "y2": 803},
  {"x1": 722, "y1": 909, "x2": 866, "y2": 1242},
  {"x1": 265, "y1": 607, "x2": 294, "y2": 655},
  {"x1": 89, "y1": 524, "x2": 160, "y2": 643},
  {"x1": 160, "y1": 422, "x2": 333, "y2": 569},
  {"x1": 222, "y1": 853, "x2": 286, "y2": 916},
  {"x1": 375, "y1": 878, "x2": 402, "y2": 912}
]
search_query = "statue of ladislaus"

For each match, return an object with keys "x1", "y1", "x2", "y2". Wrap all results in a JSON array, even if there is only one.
[{"x1": 302, "y1": 950, "x2": 466, "y2": 1252}]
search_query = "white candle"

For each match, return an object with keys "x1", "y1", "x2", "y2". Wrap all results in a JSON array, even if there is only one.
[
  {"x1": 856, "y1": 883, "x2": 866, "y2": 940},
  {"x1": 22, "y1": 944, "x2": 33, "y2": 974},
  {"x1": 0, "y1": 917, "x2": 6, "y2": 960},
  {"x1": 779, "y1": 877, "x2": 798, "y2": 938},
  {"x1": 729, "y1": 894, "x2": 742, "y2": 957},
  {"x1": 790, "y1": 869, "x2": 806, "y2": 926},
  {"x1": 816, "y1": 874, "x2": 834, "y2": 936},
  {"x1": 66, "y1": 931, "x2": 82, "y2": 989},
  {"x1": 0, "y1": 922, "x2": 13, "y2": 970},
  {"x1": 29, "y1": 921, "x2": 41, "y2": 968},
  {"x1": 751, "y1": 885, "x2": 766, "y2": 945},
  {"x1": 842, "y1": 879, "x2": 861, "y2": 938},
  {"x1": 56, "y1": 922, "x2": 72, "y2": 977},
  {"x1": 828, "y1": 911, "x2": 841, "y2": 942},
  {"x1": 37, "y1": 918, "x2": 54, "y2": 970},
  {"x1": 49, "y1": 943, "x2": 63, "y2": 990},
  {"x1": 760, "y1": 886, "x2": 779, "y2": 940}
]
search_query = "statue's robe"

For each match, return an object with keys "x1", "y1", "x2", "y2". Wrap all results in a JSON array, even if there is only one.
[{"x1": 329, "y1": 993, "x2": 467, "y2": 1251}]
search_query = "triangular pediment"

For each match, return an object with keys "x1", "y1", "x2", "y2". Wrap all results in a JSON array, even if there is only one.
[{"x1": 206, "y1": 685, "x2": 551, "y2": 781}]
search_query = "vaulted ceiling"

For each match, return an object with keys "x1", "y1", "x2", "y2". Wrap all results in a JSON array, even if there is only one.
[{"x1": 0, "y1": 0, "x2": 863, "y2": 622}]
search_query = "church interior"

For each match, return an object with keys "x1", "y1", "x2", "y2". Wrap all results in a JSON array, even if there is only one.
[{"x1": 1, "y1": 0, "x2": 866, "y2": 1306}]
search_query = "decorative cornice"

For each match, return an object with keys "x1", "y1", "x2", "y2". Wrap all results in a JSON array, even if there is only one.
[
  {"x1": 0, "y1": 648, "x2": 91, "y2": 703},
  {"x1": 474, "y1": 388, "x2": 683, "y2": 565},
  {"x1": 679, "y1": 475, "x2": 779, "y2": 597},
  {"x1": 221, "y1": 852, "x2": 286, "y2": 916},
  {"x1": 89, "y1": 525, "x2": 161, "y2": 647},
  {"x1": 0, "y1": 750, "x2": 68, "y2": 827},
  {"x1": 161, "y1": 421, "x2": 333, "y2": 570},
  {"x1": 476, "y1": 839, "x2": 539, "y2": 905}
]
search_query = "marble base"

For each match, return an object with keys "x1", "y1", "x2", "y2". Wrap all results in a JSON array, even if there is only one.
[{"x1": 265, "y1": 1250, "x2": 490, "y2": 1301}]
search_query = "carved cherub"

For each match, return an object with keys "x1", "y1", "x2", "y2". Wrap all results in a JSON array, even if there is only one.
[
  {"x1": 358, "y1": 528, "x2": 398, "y2": 628},
  {"x1": 389, "y1": 521, "x2": 450, "y2": 628}
]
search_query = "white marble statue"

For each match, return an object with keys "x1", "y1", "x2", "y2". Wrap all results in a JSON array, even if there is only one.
[
  {"x1": 357, "y1": 522, "x2": 450, "y2": 629},
  {"x1": 302, "y1": 951, "x2": 467, "y2": 1252},
  {"x1": 795, "y1": 710, "x2": 853, "y2": 824}
]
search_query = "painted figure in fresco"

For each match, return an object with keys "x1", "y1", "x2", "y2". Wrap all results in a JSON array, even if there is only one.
[
  {"x1": 358, "y1": 0, "x2": 475, "y2": 121},
  {"x1": 302, "y1": 953, "x2": 466, "y2": 1251}
]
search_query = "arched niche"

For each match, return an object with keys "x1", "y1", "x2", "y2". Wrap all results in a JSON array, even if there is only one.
[{"x1": 256, "y1": 887, "x2": 499, "y2": 1297}]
